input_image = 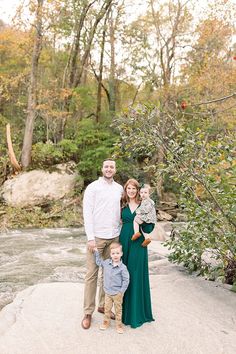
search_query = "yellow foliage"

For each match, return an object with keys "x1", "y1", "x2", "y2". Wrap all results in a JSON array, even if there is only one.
[
  {"x1": 0, "y1": 27, "x2": 32, "y2": 65},
  {"x1": 195, "y1": 184, "x2": 205, "y2": 197}
]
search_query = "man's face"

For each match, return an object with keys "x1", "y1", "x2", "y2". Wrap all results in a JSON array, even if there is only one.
[{"x1": 102, "y1": 160, "x2": 116, "y2": 180}]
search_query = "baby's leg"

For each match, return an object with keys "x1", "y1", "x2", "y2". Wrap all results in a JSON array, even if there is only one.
[
  {"x1": 133, "y1": 220, "x2": 139, "y2": 234},
  {"x1": 133, "y1": 215, "x2": 143, "y2": 232},
  {"x1": 141, "y1": 223, "x2": 153, "y2": 247},
  {"x1": 131, "y1": 216, "x2": 143, "y2": 241},
  {"x1": 141, "y1": 237, "x2": 151, "y2": 247}
]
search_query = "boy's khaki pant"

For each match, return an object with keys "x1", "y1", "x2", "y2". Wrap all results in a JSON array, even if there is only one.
[
  {"x1": 83, "y1": 236, "x2": 119, "y2": 315},
  {"x1": 104, "y1": 292, "x2": 123, "y2": 325}
]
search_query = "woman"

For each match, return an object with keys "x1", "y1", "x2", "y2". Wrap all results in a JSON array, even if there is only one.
[{"x1": 119, "y1": 178, "x2": 155, "y2": 328}]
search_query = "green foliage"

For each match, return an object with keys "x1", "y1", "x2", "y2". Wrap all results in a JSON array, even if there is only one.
[
  {"x1": 31, "y1": 142, "x2": 63, "y2": 167},
  {"x1": 165, "y1": 132, "x2": 236, "y2": 283},
  {"x1": 0, "y1": 115, "x2": 10, "y2": 185},
  {"x1": 71, "y1": 86, "x2": 96, "y2": 113},
  {"x1": 57, "y1": 139, "x2": 79, "y2": 160},
  {"x1": 31, "y1": 139, "x2": 79, "y2": 168},
  {"x1": 75, "y1": 119, "x2": 119, "y2": 183},
  {"x1": 113, "y1": 105, "x2": 159, "y2": 184},
  {"x1": 0, "y1": 202, "x2": 83, "y2": 229},
  {"x1": 114, "y1": 104, "x2": 236, "y2": 284}
]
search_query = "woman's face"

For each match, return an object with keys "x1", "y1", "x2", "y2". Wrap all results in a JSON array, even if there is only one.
[{"x1": 126, "y1": 183, "x2": 138, "y2": 200}]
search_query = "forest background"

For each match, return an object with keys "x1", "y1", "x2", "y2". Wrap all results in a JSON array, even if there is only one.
[{"x1": 0, "y1": 0, "x2": 235, "y2": 285}]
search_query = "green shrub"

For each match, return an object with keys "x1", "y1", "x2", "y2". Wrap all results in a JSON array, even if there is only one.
[
  {"x1": 31, "y1": 139, "x2": 79, "y2": 168},
  {"x1": 75, "y1": 119, "x2": 120, "y2": 184},
  {"x1": 114, "y1": 104, "x2": 236, "y2": 284}
]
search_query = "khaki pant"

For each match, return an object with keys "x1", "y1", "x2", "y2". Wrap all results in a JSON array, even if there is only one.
[
  {"x1": 104, "y1": 292, "x2": 123, "y2": 326},
  {"x1": 83, "y1": 236, "x2": 119, "y2": 315}
]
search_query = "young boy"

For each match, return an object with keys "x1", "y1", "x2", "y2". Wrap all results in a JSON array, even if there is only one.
[
  {"x1": 131, "y1": 184, "x2": 156, "y2": 247},
  {"x1": 94, "y1": 242, "x2": 129, "y2": 334}
]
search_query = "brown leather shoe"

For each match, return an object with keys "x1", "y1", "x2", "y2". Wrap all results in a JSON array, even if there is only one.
[
  {"x1": 131, "y1": 232, "x2": 141, "y2": 241},
  {"x1": 97, "y1": 307, "x2": 115, "y2": 320},
  {"x1": 141, "y1": 238, "x2": 151, "y2": 247},
  {"x1": 116, "y1": 324, "x2": 124, "y2": 334},
  {"x1": 81, "y1": 314, "x2": 92, "y2": 329},
  {"x1": 100, "y1": 320, "x2": 110, "y2": 330}
]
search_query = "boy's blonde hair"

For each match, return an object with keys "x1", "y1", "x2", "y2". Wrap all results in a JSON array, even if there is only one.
[{"x1": 110, "y1": 242, "x2": 122, "y2": 251}]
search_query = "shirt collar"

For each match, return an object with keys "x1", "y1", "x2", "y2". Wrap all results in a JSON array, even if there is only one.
[
  {"x1": 109, "y1": 258, "x2": 122, "y2": 267},
  {"x1": 99, "y1": 177, "x2": 114, "y2": 184}
]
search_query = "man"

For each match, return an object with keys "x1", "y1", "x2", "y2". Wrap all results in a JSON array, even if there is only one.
[{"x1": 81, "y1": 159, "x2": 123, "y2": 329}]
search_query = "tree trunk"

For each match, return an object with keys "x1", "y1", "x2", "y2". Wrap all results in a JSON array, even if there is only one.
[
  {"x1": 108, "y1": 9, "x2": 116, "y2": 117},
  {"x1": 21, "y1": 0, "x2": 44, "y2": 168},
  {"x1": 96, "y1": 12, "x2": 109, "y2": 122},
  {"x1": 73, "y1": 0, "x2": 113, "y2": 88},
  {"x1": 69, "y1": 1, "x2": 95, "y2": 88}
]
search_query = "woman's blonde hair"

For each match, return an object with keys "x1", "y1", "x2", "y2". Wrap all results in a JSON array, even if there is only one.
[{"x1": 121, "y1": 178, "x2": 140, "y2": 207}]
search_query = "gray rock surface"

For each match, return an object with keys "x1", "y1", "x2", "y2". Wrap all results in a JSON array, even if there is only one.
[
  {"x1": 0, "y1": 241, "x2": 235, "y2": 354},
  {"x1": 1, "y1": 170, "x2": 78, "y2": 207}
]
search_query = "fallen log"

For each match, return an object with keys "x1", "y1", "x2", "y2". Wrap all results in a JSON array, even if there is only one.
[{"x1": 6, "y1": 124, "x2": 21, "y2": 172}]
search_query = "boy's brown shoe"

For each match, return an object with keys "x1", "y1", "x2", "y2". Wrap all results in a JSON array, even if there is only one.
[
  {"x1": 141, "y1": 238, "x2": 151, "y2": 247},
  {"x1": 81, "y1": 314, "x2": 92, "y2": 329},
  {"x1": 116, "y1": 324, "x2": 124, "y2": 334},
  {"x1": 131, "y1": 232, "x2": 141, "y2": 241},
  {"x1": 97, "y1": 307, "x2": 115, "y2": 320},
  {"x1": 100, "y1": 320, "x2": 110, "y2": 330}
]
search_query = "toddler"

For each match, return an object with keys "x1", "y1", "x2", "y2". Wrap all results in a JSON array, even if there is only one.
[
  {"x1": 94, "y1": 242, "x2": 129, "y2": 334},
  {"x1": 131, "y1": 184, "x2": 156, "y2": 247}
]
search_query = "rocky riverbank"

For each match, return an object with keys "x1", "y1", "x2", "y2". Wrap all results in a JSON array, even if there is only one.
[{"x1": 0, "y1": 240, "x2": 236, "y2": 354}]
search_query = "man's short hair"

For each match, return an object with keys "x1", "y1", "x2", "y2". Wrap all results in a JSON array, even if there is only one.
[
  {"x1": 110, "y1": 242, "x2": 122, "y2": 251},
  {"x1": 102, "y1": 158, "x2": 115, "y2": 164}
]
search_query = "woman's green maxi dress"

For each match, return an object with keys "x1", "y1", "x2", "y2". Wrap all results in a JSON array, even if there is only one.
[{"x1": 119, "y1": 205, "x2": 155, "y2": 328}]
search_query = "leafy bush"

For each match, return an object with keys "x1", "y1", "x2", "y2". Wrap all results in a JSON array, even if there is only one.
[
  {"x1": 57, "y1": 139, "x2": 79, "y2": 161},
  {"x1": 114, "y1": 104, "x2": 236, "y2": 284},
  {"x1": 31, "y1": 139, "x2": 79, "y2": 168},
  {"x1": 75, "y1": 119, "x2": 120, "y2": 184}
]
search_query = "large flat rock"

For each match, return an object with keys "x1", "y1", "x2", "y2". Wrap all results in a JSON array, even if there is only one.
[{"x1": 0, "y1": 242, "x2": 236, "y2": 354}]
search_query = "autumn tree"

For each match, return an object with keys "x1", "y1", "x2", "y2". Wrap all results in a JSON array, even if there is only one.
[{"x1": 21, "y1": 0, "x2": 44, "y2": 168}]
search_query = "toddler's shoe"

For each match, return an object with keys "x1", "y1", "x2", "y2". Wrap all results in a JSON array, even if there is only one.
[
  {"x1": 131, "y1": 232, "x2": 141, "y2": 241},
  {"x1": 141, "y1": 238, "x2": 151, "y2": 247},
  {"x1": 116, "y1": 324, "x2": 124, "y2": 334},
  {"x1": 100, "y1": 320, "x2": 110, "y2": 330}
]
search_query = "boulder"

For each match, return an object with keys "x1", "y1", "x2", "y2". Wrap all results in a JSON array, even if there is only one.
[
  {"x1": 0, "y1": 170, "x2": 80, "y2": 207},
  {"x1": 143, "y1": 223, "x2": 168, "y2": 241},
  {"x1": 157, "y1": 209, "x2": 173, "y2": 221}
]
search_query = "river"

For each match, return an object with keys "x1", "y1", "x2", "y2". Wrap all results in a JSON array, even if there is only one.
[
  {"x1": 0, "y1": 228, "x2": 87, "y2": 310},
  {"x1": 0, "y1": 227, "x2": 163, "y2": 312}
]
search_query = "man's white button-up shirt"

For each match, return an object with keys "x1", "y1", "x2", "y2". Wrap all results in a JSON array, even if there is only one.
[{"x1": 83, "y1": 177, "x2": 123, "y2": 241}]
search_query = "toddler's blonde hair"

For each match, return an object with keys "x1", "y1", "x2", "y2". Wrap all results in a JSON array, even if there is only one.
[
  {"x1": 110, "y1": 242, "x2": 122, "y2": 251},
  {"x1": 141, "y1": 184, "x2": 151, "y2": 190}
]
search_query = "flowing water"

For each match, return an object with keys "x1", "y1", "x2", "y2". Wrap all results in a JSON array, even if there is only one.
[
  {"x1": 0, "y1": 228, "x2": 87, "y2": 310},
  {"x1": 0, "y1": 227, "x2": 163, "y2": 311}
]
